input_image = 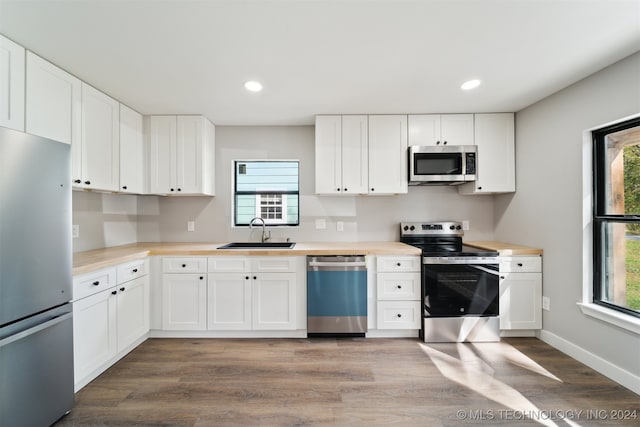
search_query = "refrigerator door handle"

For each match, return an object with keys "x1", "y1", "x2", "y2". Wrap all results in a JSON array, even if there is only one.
[{"x1": 0, "y1": 312, "x2": 72, "y2": 348}]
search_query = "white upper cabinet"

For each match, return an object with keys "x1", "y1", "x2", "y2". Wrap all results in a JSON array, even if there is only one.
[
  {"x1": 0, "y1": 34, "x2": 25, "y2": 131},
  {"x1": 25, "y1": 52, "x2": 81, "y2": 145},
  {"x1": 368, "y1": 114, "x2": 408, "y2": 194},
  {"x1": 119, "y1": 104, "x2": 144, "y2": 194},
  {"x1": 458, "y1": 113, "x2": 515, "y2": 195},
  {"x1": 76, "y1": 83, "x2": 120, "y2": 191},
  {"x1": 149, "y1": 115, "x2": 215, "y2": 195},
  {"x1": 408, "y1": 114, "x2": 474, "y2": 146},
  {"x1": 315, "y1": 115, "x2": 368, "y2": 194}
]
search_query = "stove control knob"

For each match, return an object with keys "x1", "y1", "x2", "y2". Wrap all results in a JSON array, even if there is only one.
[
  {"x1": 456, "y1": 225, "x2": 462, "y2": 230},
  {"x1": 450, "y1": 225, "x2": 455, "y2": 230},
  {"x1": 409, "y1": 225, "x2": 415, "y2": 231},
  {"x1": 403, "y1": 225, "x2": 409, "y2": 231}
]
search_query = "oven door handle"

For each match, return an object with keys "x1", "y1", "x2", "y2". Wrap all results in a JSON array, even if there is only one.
[{"x1": 468, "y1": 265, "x2": 500, "y2": 276}]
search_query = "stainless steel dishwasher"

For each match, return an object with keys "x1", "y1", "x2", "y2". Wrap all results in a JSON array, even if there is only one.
[{"x1": 307, "y1": 255, "x2": 367, "y2": 337}]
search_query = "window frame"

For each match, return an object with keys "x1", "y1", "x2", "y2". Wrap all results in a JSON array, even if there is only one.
[
  {"x1": 233, "y1": 160, "x2": 300, "y2": 227},
  {"x1": 592, "y1": 116, "x2": 640, "y2": 318}
]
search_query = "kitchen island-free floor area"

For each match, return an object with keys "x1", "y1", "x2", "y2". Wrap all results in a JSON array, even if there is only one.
[{"x1": 55, "y1": 338, "x2": 639, "y2": 427}]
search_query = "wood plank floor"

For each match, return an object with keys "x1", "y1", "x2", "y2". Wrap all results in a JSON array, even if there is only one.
[{"x1": 55, "y1": 338, "x2": 639, "y2": 426}]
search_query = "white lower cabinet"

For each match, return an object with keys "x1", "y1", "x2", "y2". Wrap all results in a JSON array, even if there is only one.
[
  {"x1": 207, "y1": 256, "x2": 297, "y2": 331},
  {"x1": 162, "y1": 274, "x2": 206, "y2": 330},
  {"x1": 376, "y1": 256, "x2": 421, "y2": 330},
  {"x1": 499, "y1": 256, "x2": 542, "y2": 330},
  {"x1": 207, "y1": 273, "x2": 252, "y2": 330},
  {"x1": 72, "y1": 259, "x2": 149, "y2": 391}
]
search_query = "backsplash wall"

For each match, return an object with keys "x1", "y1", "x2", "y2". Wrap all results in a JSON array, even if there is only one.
[{"x1": 73, "y1": 125, "x2": 496, "y2": 251}]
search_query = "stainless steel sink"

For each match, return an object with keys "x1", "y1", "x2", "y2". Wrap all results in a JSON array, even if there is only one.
[{"x1": 217, "y1": 242, "x2": 296, "y2": 249}]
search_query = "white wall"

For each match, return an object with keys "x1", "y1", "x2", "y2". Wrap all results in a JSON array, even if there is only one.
[
  {"x1": 134, "y1": 125, "x2": 495, "y2": 243},
  {"x1": 494, "y1": 52, "x2": 640, "y2": 391},
  {"x1": 72, "y1": 191, "x2": 138, "y2": 252}
]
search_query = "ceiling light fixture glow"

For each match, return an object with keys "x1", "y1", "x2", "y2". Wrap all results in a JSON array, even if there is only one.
[
  {"x1": 460, "y1": 79, "x2": 481, "y2": 90},
  {"x1": 244, "y1": 80, "x2": 263, "y2": 92}
]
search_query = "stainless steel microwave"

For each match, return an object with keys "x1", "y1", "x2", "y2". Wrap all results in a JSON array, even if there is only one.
[{"x1": 408, "y1": 145, "x2": 476, "y2": 185}]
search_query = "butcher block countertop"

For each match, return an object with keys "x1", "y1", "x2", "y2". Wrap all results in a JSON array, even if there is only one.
[
  {"x1": 73, "y1": 242, "x2": 421, "y2": 276},
  {"x1": 465, "y1": 241, "x2": 543, "y2": 256}
]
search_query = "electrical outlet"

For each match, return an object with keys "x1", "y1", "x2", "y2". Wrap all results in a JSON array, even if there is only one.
[
  {"x1": 72, "y1": 225, "x2": 79, "y2": 238},
  {"x1": 462, "y1": 220, "x2": 470, "y2": 231},
  {"x1": 336, "y1": 221, "x2": 344, "y2": 232},
  {"x1": 542, "y1": 296, "x2": 550, "y2": 311},
  {"x1": 187, "y1": 221, "x2": 195, "y2": 232},
  {"x1": 315, "y1": 219, "x2": 326, "y2": 229}
]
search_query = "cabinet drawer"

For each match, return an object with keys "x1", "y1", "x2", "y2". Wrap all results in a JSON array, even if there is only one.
[
  {"x1": 117, "y1": 259, "x2": 148, "y2": 284},
  {"x1": 377, "y1": 301, "x2": 421, "y2": 329},
  {"x1": 208, "y1": 256, "x2": 251, "y2": 273},
  {"x1": 377, "y1": 273, "x2": 421, "y2": 300},
  {"x1": 376, "y1": 256, "x2": 421, "y2": 272},
  {"x1": 500, "y1": 256, "x2": 541, "y2": 273},
  {"x1": 251, "y1": 257, "x2": 297, "y2": 273},
  {"x1": 162, "y1": 257, "x2": 207, "y2": 273},
  {"x1": 73, "y1": 267, "x2": 117, "y2": 301}
]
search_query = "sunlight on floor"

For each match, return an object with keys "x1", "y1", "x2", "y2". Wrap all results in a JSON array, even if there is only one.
[{"x1": 419, "y1": 342, "x2": 577, "y2": 427}]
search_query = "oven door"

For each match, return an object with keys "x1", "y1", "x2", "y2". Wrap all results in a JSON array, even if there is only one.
[{"x1": 423, "y1": 259, "x2": 499, "y2": 317}]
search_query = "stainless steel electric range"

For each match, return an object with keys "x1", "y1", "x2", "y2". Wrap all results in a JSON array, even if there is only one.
[{"x1": 400, "y1": 221, "x2": 500, "y2": 342}]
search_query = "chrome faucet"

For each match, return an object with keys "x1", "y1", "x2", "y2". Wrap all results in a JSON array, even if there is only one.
[{"x1": 249, "y1": 217, "x2": 270, "y2": 243}]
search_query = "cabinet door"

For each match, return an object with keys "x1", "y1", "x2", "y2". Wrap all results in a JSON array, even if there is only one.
[
  {"x1": 116, "y1": 276, "x2": 149, "y2": 352},
  {"x1": 0, "y1": 35, "x2": 25, "y2": 131},
  {"x1": 25, "y1": 52, "x2": 81, "y2": 145},
  {"x1": 207, "y1": 273, "x2": 252, "y2": 330},
  {"x1": 119, "y1": 104, "x2": 144, "y2": 193},
  {"x1": 315, "y1": 115, "x2": 342, "y2": 194},
  {"x1": 81, "y1": 83, "x2": 120, "y2": 191},
  {"x1": 341, "y1": 115, "x2": 368, "y2": 194},
  {"x1": 252, "y1": 273, "x2": 296, "y2": 330},
  {"x1": 162, "y1": 273, "x2": 206, "y2": 330},
  {"x1": 408, "y1": 115, "x2": 440, "y2": 146},
  {"x1": 499, "y1": 272, "x2": 542, "y2": 330},
  {"x1": 368, "y1": 115, "x2": 408, "y2": 194},
  {"x1": 440, "y1": 114, "x2": 474, "y2": 145},
  {"x1": 459, "y1": 113, "x2": 515, "y2": 194},
  {"x1": 149, "y1": 115, "x2": 177, "y2": 194},
  {"x1": 176, "y1": 116, "x2": 203, "y2": 194},
  {"x1": 73, "y1": 288, "x2": 117, "y2": 385}
]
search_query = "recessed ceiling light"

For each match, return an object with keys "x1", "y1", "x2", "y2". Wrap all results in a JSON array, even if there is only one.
[
  {"x1": 244, "y1": 80, "x2": 263, "y2": 92},
  {"x1": 460, "y1": 79, "x2": 481, "y2": 90}
]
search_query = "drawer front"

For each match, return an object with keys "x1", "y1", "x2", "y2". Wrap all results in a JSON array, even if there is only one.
[
  {"x1": 377, "y1": 301, "x2": 421, "y2": 329},
  {"x1": 251, "y1": 257, "x2": 297, "y2": 273},
  {"x1": 377, "y1": 256, "x2": 421, "y2": 273},
  {"x1": 377, "y1": 273, "x2": 421, "y2": 300},
  {"x1": 73, "y1": 267, "x2": 117, "y2": 301},
  {"x1": 162, "y1": 257, "x2": 208, "y2": 273},
  {"x1": 116, "y1": 259, "x2": 148, "y2": 284},
  {"x1": 208, "y1": 256, "x2": 251, "y2": 273},
  {"x1": 500, "y1": 256, "x2": 541, "y2": 273}
]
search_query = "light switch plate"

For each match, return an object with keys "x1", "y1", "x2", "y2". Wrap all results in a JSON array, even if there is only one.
[
  {"x1": 187, "y1": 221, "x2": 195, "y2": 232},
  {"x1": 316, "y1": 219, "x2": 326, "y2": 229},
  {"x1": 337, "y1": 221, "x2": 344, "y2": 231},
  {"x1": 72, "y1": 225, "x2": 79, "y2": 238}
]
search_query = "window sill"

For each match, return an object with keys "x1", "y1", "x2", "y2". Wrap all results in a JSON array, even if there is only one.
[{"x1": 577, "y1": 302, "x2": 640, "y2": 335}]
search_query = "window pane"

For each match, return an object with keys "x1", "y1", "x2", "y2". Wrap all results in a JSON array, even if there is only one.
[
  {"x1": 236, "y1": 162, "x2": 299, "y2": 192},
  {"x1": 598, "y1": 222, "x2": 640, "y2": 313},
  {"x1": 603, "y1": 127, "x2": 640, "y2": 215},
  {"x1": 234, "y1": 161, "x2": 299, "y2": 226}
]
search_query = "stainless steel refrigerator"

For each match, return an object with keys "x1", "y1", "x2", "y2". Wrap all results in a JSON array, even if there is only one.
[{"x1": 0, "y1": 126, "x2": 74, "y2": 425}]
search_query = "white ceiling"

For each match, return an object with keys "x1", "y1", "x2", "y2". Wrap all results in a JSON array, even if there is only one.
[{"x1": 1, "y1": 0, "x2": 639, "y2": 126}]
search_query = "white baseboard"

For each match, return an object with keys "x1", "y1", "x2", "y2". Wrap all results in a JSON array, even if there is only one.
[{"x1": 538, "y1": 329, "x2": 640, "y2": 395}]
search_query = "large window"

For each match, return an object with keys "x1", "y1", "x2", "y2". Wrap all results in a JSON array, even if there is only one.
[
  {"x1": 593, "y1": 117, "x2": 640, "y2": 317},
  {"x1": 234, "y1": 160, "x2": 299, "y2": 226}
]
